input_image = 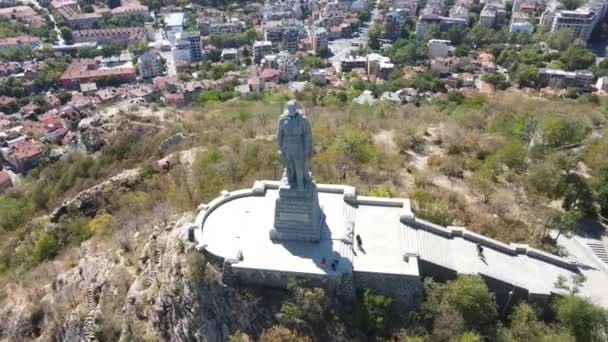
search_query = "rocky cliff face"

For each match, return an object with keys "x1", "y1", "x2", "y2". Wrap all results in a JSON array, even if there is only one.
[{"x1": 0, "y1": 215, "x2": 276, "y2": 342}]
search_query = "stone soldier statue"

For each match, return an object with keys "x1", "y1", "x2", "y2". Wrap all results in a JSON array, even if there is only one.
[{"x1": 277, "y1": 100, "x2": 312, "y2": 191}]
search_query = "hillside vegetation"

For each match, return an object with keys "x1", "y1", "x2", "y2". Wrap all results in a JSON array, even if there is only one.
[{"x1": 1, "y1": 90, "x2": 608, "y2": 340}]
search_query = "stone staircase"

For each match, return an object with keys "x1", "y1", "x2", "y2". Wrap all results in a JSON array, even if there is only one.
[
  {"x1": 144, "y1": 230, "x2": 162, "y2": 288},
  {"x1": 83, "y1": 285, "x2": 97, "y2": 342},
  {"x1": 587, "y1": 242, "x2": 608, "y2": 264}
]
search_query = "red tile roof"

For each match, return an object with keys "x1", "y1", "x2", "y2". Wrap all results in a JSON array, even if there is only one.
[
  {"x1": 0, "y1": 170, "x2": 11, "y2": 187},
  {"x1": 7, "y1": 139, "x2": 43, "y2": 161},
  {"x1": 60, "y1": 59, "x2": 135, "y2": 81}
]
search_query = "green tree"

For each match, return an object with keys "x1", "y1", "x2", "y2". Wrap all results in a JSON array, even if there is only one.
[
  {"x1": 482, "y1": 72, "x2": 510, "y2": 90},
  {"x1": 559, "y1": 44, "x2": 596, "y2": 71},
  {"x1": 58, "y1": 210, "x2": 92, "y2": 245},
  {"x1": 423, "y1": 276, "x2": 498, "y2": 334},
  {"x1": 562, "y1": 174, "x2": 595, "y2": 216},
  {"x1": 367, "y1": 24, "x2": 382, "y2": 50},
  {"x1": 550, "y1": 209, "x2": 582, "y2": 240},
  {"x1": 31, "y1": 231, "x2": 60, "y2": 264},
  {"x1": 559, "y1": 0, "x2": 584, "y2": 10},
  {"x1": 357, "y1": 288, "x2": 393, "y2": 333},
  {"x1": 444, "y1": 275, "x2": 498, "y2": 332},
  {"x1": 547, "y1": 29, "x2": 575, "y2": 51},
  {"x1": 526, "y1": 156, "x2": 567, "y2": 198},
  {"x1": 0, "y1": 195, "x2": 34, "y2": 231},
  {"x1": 494, "y1": 139, "x2": 527, "y2": 171},
  {"x1": 596, "y1": 169, "x2": 608, "y2": 217},
  {"x1": 455, "y1": 331, "x2": 483, "y2": 342},
  {"x1": 554, "y1": 295, "x2": 608, "y2": 342},
  {"x1": 540, "y1": 115, "x2": 589, "y2": 148},
  {"x1": 516, "y1": 64, "x2": 539, "y2": 88},
  {"x1": 259, "y1": 325, "x2": 311, "y2": 342},
  {"x1": 60, "y1": 26, "x2": 73, "y2": 44},
  {"x1": 498, "y1": 302, "x2": 575, "y2": 342}
]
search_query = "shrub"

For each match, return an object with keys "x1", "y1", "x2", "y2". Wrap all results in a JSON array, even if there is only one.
[
  {"x1": 423, "y1": 276, "x2": 498, "y2": 335},
  {"x1": 187, "y1": 251, "x2": 207, "y2": 284},
  {"x1": 356, "y1": 288, "x2": 393, "y2": 333},
  {"x1": 0, "y1": 194, "x2": 34, "y2": 231},
  {"x1": 540, "y1": 115, "x2": 590, "y2": 148},
  {"x1": 554, "y1": 295, "x2": 608, "y2": 342},
  {"x1": 259, "y1": 325, "x2": 311, "y2": 342},
  {"x1": 31, "y1": 231, "x2": 60, "y2": 264}
]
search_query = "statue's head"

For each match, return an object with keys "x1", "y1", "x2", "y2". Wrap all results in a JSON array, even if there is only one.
[{"x1": 286, "y1": 100, "x2": 298, "y2": 117}]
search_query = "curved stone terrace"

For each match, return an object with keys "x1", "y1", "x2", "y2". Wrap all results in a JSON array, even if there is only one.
[{"x1": 194, "y1": 180, "x2": 608, "y2": 308}]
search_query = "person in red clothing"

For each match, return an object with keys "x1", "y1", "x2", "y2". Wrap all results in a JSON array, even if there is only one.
[{"x1": 320, "y1": 257, "x2": 327, "y2": 267}]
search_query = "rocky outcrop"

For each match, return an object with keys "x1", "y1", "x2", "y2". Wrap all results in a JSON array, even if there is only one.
[
  {"x1": 50, "y1": 168, "x2": 142, "y2": 222},
  {"x1": 0, "y1": 216, "x2": 276, "y2": 342}
]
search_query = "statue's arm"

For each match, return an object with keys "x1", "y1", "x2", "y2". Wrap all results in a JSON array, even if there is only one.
[
  {"x1": 303, "y1": 117, "x2": 312, "y2": 157},
  {"x1": 277, "y1": 117, "x2": 284, "y2": 150}
]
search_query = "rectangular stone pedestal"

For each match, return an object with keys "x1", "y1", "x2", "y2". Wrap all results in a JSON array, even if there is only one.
[{"x1": 270, "y1": 181, "x2": 322, "y2": 242}]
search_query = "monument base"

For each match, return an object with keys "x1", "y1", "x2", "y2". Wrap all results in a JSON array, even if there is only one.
[{"x1": 270, "y1": 179, "x2": 322, "y2": 242}]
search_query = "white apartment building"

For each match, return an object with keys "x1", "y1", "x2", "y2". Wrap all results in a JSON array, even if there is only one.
[
  {"x1": 253, "y1": 40, "x2": 273, "y2": 64},
  {"x1": 427, "y1": 39, "x2": 451, "y2": 59},
  {"x1": 138, "y1": 51, "x2": 163, "y2": 78},
  {"x1": 312, "y1": 27, "x2": 328, "y2": 54},
  {"x1": 277, "y1": 51, "x2": 300, "y2": 81},
  {"x1": 551, "y1": 9, "x2": 596, "y2": 41}
]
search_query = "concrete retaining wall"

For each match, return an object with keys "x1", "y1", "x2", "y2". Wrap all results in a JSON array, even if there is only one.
[
  {"x1": 353, "y1": 271, "x2": 422, "y2": 310},
  {"x1": 229, "y1": 266, "x2": 342, "y2": 292}
]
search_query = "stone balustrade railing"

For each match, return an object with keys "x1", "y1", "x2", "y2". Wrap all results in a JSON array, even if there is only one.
[{"x1": 400, "y1": 215, "x2": 579, "y2": 272}]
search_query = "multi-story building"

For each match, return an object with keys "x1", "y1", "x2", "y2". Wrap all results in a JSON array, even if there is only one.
[
  {"x1": 208, "y1": 22, "x2": 243, "y2": 35},
  {"x1": 261, "y1": 54, "x2": 278, "y2": 69},
  {"x1": 264, "y1": 21, "x2": 301, "y2": 51},
  {"x1": 538, "y1": 68, "x2": 594, "y2": 89},
  {"x1": 253, "y1": 40, "x2": 273, "y2": 64},
  {"x1": 0, "y1": 5, "x2": 45, "y2": 27},
  {"x1": 440, "y1": 17, "x2": 468, "y2": 31},
  {"x1": 138, "y1": 51, "x2": 163, "y2": 78},
  {"x1": 0, "y1": 136, "x2": 44, "y2": 174},
  {"x1": 179, "y1": 31, "x2": 204, "y2": 61},
  {"x1": 0, "y1": 35, "x2": 41, "y2": 49},
  {"x1": 110, "y1": 4, "x2": 148, "y2": 17},
  {"x1": 510, "y1": 11, "x2": 534, "y2": 33},
  {"x1": 427, "y1": 39, "x2": 451, "y2": 59},
  {"x1": 173, "y1": 40, "x2": 191, "y2": 63},
  {"x1": 312, "y1": 27, "x2": 328, "y2": 54},
  {"x1": 339, "y1": 55, "x2": 367, "y2": 72},
  {"x1": 415, "y1": 14, "x2": 441, "y2": 38},
  {"x1": 59, "y1": 59, "x2": 136, "y2": 88},
  {"x1": 367, "y1": 53, "x2": 394, "y2": 80},
  {"x1": 57, "y1": 6, "x2": 104, "y2": 29},
  {"x1": 73, "y1": 27, "x2": 146, "y2": 45},
  {"x1": 540, "y1": 0, "x2": 562, "y2": 27},
  {"x1": 264, "y1": 23, "x2": 284, "y2": 48},
  {"x1": 221, "y1": 48, "x2": 239, "y2": 63},
  {"x1": 385, "y1": 9, "x2": 409, "y2": 40},
  {"x1": 449, "y1": 4, "x2": 469, "y2": 20},
  {"x1": 430, "y1": 56, "x2": 463, "y2": 74},
  {"x1": 550, "y1": 9, "x2": 596, "y2": 41},
  {"x1": 277, "y1": 51, "x2": 300, "y2": 80},
  {"x1": 480, "y1": 2, "x2": 507, "y2": 28},
  {"x1": 282, "y1": 26, "x2": 299, "y2": 52},
  {"x1": 165, "y1": 12, "x2": 185, "y2": 43}
]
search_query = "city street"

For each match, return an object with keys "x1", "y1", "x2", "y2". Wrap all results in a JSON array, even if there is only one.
[
  {"x1": 328, "y1": 6, "x2": 380, "y2": 70},
  {"x1": 23, "y1": 0, "x2": 64, "y2": 45},
  {"x1": 152, "y1": 28, "x2": 177, "y2": 76}
]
